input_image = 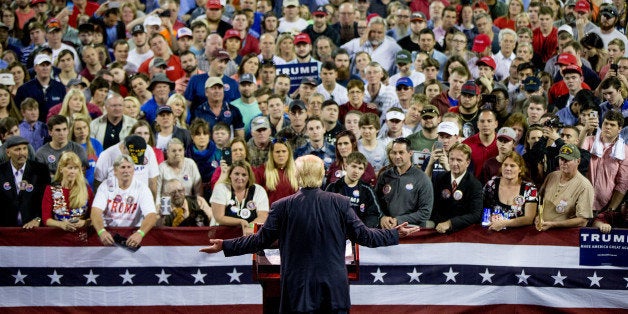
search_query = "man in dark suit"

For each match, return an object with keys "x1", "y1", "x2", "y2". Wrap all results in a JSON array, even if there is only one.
[
  {"x1": 430, "y1": 142, "x2": 484, "y2": 233},
  {"x1": 201, "y1": 155, "x2": 419, "y2": 313},
  {"x1": 0, "y1": 136, "x2": 51, "y2": 228}
]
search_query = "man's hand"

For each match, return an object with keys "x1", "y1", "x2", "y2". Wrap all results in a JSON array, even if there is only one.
[
  {"x1": 126, "y1": 232, "x2": 144, "y2": 248},
  {"x1": 380, "y1": 216, "x2": 397, "y2": 229},
  {"x1": 98, "y1": 230, "x2": 115, "y2": 246},
  {"x1": 394, "y1": 222, "x2": 420, "y2": 238},
  {"x1": 22, "y1": 218, "x2": 41, "y2": 229},
  {"x1": 435, "y1": 220, "x2": 452, "y2": 233},
  {"x1": 200, "y1": 239, "x2": 224, "y2": 254}
]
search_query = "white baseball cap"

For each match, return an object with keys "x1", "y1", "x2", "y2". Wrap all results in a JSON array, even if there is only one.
[
  {"x1": 437, "y1": 121, "x2": 459, "y2": 136},
  {"x1": 386, "y1": 110, "x2": 406, "y2": 121},
  {"x1": 34, "y1": 54, "x2": 52, "y2": 65},
  {"x1": 144, "y1": 15, "x2": 162, "y2": 27}
]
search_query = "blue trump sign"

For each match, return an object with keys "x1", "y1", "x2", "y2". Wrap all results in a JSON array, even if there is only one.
[
  {"x1": 579, "y1": 228, "x2": 628, "y2": 266},
  {"x1": 275, "y1": 62, "x2": 319, "y2": 94}
]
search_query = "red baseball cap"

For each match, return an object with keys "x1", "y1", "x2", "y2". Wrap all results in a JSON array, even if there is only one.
[
  {"x1": 556, "y1": 53, "x2": 578, "y2": 66},
  {"x1": 473, "y1": 1, "x2": 489, "y2": 12},
  {"x1": 472, "y1": 34, "x2": 491, "y2": 53},
  {"x1": 206, "y1": 0, "x2": 222, "y2": 9},
  {"x1": 476, "y1": 56, "x2": 496, "y2": 70},
  {"x1": 224, "y1": 29, "x2": 241, "y2": 40},
  {"x1": 562, "y1": 64, "x2": 583, "y2": 76},
  {"x1": 294, "y1": 33, "x2": 311, "y2": 45},
  {"x1": 575, "y1": 0, "x2": 590, "y2": 13}
]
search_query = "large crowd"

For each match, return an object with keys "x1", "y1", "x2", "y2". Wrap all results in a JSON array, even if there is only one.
[{"x1": 0, "y1": 0, "x2": 626, "y2": 246}]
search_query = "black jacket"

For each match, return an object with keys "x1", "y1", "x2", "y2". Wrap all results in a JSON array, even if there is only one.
[
  {"x1": 0, "y1": 160, "x2": 51, "y2": 227},
  {"x1": 431, "y1": 170, "x2": 483, "y2": 233},
  {"x1": 326, "y1": 177, "x2": 381, "y2": 228}
]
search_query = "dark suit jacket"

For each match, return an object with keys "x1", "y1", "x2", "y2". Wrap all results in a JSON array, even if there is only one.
[
  {"x1": 0, "y1": 160, "x2": 51, "y2": 227},
  {"x1": 223, "y1": 188, "x2": 398, "y2": 312},
  {"x1": 431, "y1": 170, "x2": 483, "y2": 233}
]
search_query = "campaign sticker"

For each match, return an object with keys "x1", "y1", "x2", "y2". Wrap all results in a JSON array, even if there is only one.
[
  {"x1": 405, "y1": 183, "x2": 413, "y2": 190},
  {"x1": 383, "y1": 184, "x2": 391, "y2": 194},
  {"x1": 353, "y1": 190, "x2": 360, "y2": 197},
  {"x1": 3, "y1": 182, "x2": 10, "y2": 190},
  {"x1": 453, "y1": 190, "x2": 463, "y2": 200},
  {"x1": 126, "y1": 196, "x2": 134, "y2": 204},
  {"x1": 323, "y1": 157, "x2": 332, "y2": 164},
  {"x1": 19, "y1": 181, "x2": 27, "y2": 190},
  {"x1": 239, "y1": 208, "x2": 251, "y2": 219},
  {"x1": 211, "y1": 160, "x2": 219, "y2": 168},
  {"x1": 246, "y1": 201, "x2": 257, "y2": 210},
  {"x1": 441, "y1": 189, "x2": 451, "y2": 199},
  {"x1": 25, "y1": 184, "x2": 33, "y2": 192},
  {"x1": 514, "y1": 195, "x2": 525, "y2": 206},
  {"x1": 335, "y1": 170, "x2": 343, "y2": 178},
  {"x1": 359, "y1": 203, "x2": 365, "y2": 212},
  {"x1": 224, "y1": 83, "x2": 231, "y2": 92},
  {"x1": 47, "y1": 155, "x2": 56, "y2": 163},
  {"x1": 183, "y1": 174, "x2": 189, "y2": 181},
  {"x1": 223, "y1": 110, "x2": 232, "y2": 118},
  {"x1": 114, "y1": 195, "x2": 122, "y2": 203}
]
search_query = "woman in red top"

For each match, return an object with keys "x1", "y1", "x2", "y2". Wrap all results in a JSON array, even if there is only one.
[
  {"x1": 254, "y1": 139, "x2": 298, "y2": 204},
  {"x1": 325, "y1": 130, "x2": 377, "y2": 187},
  {"x1": 42, "y1": 151, "x2": 94, "y2": 231},
  {"x1": 493, "y1": 0, "x2": 523, "y2": 30}
]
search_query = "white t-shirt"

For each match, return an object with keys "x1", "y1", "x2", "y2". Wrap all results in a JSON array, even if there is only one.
[
  {"x1": 277, "y1": 18, "x2": 308, "y2": 34},
  {"x1": 209, "y1": 183, "x2": 270, "y2": 225},
  {"x1": 128, "y1": 48, "x2": 154, "y2": 69},
  {"x1": 93, "y1": 177, "x2": 157, "y2": 227},
  {"x1": 94, "y1": 143, "x2": 160, "y2": 186}
]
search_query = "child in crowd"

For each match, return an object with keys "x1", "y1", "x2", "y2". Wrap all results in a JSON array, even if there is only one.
[{"x1": 18, "y1": 98, "x2": 48, "y2": 151}]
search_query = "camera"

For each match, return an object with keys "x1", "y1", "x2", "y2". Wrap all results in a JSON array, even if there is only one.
[
  {"x1": 544, "y1": 116, "x2": 564, "y2": 129},
  {"x1": 159, "y1": 10, "x2": 171, "y2": 17}
]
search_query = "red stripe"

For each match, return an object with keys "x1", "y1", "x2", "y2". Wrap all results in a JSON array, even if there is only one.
[{"x1": 0, "y1": 225, "x2": 581, "y2": 247}]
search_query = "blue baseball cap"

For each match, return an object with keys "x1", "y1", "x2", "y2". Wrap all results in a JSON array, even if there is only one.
[{"x1": 396, "y1": 77, "x2": 413, "y2": 87}]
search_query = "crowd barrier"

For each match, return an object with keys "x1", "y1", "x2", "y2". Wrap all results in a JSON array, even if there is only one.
[{"x1": 0, "y1": 225, "x2": 626, "y2": 313}]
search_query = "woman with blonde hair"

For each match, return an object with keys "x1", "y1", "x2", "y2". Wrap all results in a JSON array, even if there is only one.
[
  {"x1": 70, "y1": 114, "x2": 103, "y2": 187},
  {"x1": 254, "y1": 139, "x2": 299, "y2": 204},
  {"x1": 276, "y1": 33, "x2": 296, "y2": 63},
  {"x1": 49, "y1": 89, "x2": 102, "y2": 121},
  {"x1": 494, "y1": 0, "x2": 523, "y2": 30},
  {"x1": 123, "y1": 96, "x2": 142, "y2": 119},
  {"x1": 41, "y1": 151, "x2": 94, "y2": 232},
  {"x1": 166, "y1": 93, "x2": 188, "y2": 129}
]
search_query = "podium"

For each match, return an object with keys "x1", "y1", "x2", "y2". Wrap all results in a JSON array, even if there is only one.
[{"x1": 252, "y1": 239, "x2": 360, "y2": 313}]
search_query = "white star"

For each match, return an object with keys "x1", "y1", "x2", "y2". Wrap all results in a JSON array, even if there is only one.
[
  {"x1": 587, "y1": 272, "x2": 603, "y2": 287},
  {"x1": 407, "y1": 268, "x2": 422, "y2": 283},
  {"x1": 47, "y1": 270, "x2": 63, "y2": 285},
  {"x1": 551, "y1": 271, "x2": 567, "y2": 286},
  {"x1": 12, "y1": 270, "x2": 27, "y2": 284},
  {"x1": 516, "y1": 269, "x2": 530, "y2": 285},
  {"x1": 120, "y1": 269, "x2": 135, "y2": 284},
  {"x1": 624, "y1": 278, "x2": 628, "y2": 288},
  {"x1": 227, "y1": 268, "x2": 243, "y2": 283},
  {"x1": 371, "y1": 267, "x2": 386, "y2": 283},
  {"x1": 479, "y1": 268, "x2": 494, "y2": 284},
  {"x1": 83, "y1": 270, "x2": 99, "y2": 285},
  {"x1": 191, "y1": 269, "x2": 207, "y2": 284},
  {"x1": 443, "y1": 267, "x2": 459, "y2": 283},
  {"x1": 155, "y1": 269, "x2": 172, "y2": 284}
]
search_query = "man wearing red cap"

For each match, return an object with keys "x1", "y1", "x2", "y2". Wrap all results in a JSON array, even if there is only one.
[
  {"x1": 205, "y1": 0, "x2": 232, "y2": 37},
  {"x1": 554, "y1": 65, "x2": 584, "y2": 114},
  {"x1": 468, "y1": 33, "x2": 493, "y2": 78},
  {"x1": 572, "y1": 0, "x2": 599, "y2": 40},
  {"x1": 476, "y1": 56, "x2": 497, "y2": 94},
  {"x1": 547, "y1": 51, "x2": 593, "y2": 106},
  {"x1": 532, "y1": 6, "x2": 558, "y2": 63},
  {"x1": 292, "y1": 33, "x2": 321, "y2": 67},
  {"x1": 304, "y1": 6, "x2": 339, "y2": 44},
  {"x1": 230, "y1": 11, "x2": 260, "y2": 56}
]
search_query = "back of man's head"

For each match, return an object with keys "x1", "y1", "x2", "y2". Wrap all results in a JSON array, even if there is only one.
[{"x1": 295, "y1": 155, "x2": 325, "y2": 188}]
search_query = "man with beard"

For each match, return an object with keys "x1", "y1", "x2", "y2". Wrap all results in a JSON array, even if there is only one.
[
  {"x1": 398, "y1": 12, "x2": 427, "y2": 52},
  {"x1": 231, "y1": 74, "x2": 261, "y2": 137},
  {"x1": 331, "y1": 2, "x2": 359, "y2": 45},
  {"x1": 313, "y1": 36, "x2": 335, "y2": 63},
  {"x1": 568, "y1": 0, "x2": 599, "y2": 40},
  {"x1": 333, "y1": 49, "x2": 361, "y2": 87},
  {"x1": 174, "y1": 51, "x2": 203, "y2": 95},
  {"x1": 408, "y1": 104, "x2": 441, "y2": 168},
  {"x1": 160, "y1": 179, "x2": 212, "y2": 227},
  {"x1": 387, "y1": 5, "x2": 412, "y2": 40},
  {"x1": 247, "y1": 116, "x2": 272, "y2": 166},
  {"x1": 303, "y1": 6, "x2": 339, "y2": 45},
  {"x1": 204, "y1": 0, "x2": 232, "y2": 37},
  {"x1": 15, "y1": 0, "x2": 35, "y2": 30},
  {"x1": 554, "y1": 0, "x2": 576, "y2": 28},
  {"x1": 593, "y1": 5, "x2": 628, "y2": 57},
  {"x1": 377, "y1": 137, "x2": 434, "y2": 228},
  {"x1": 290, "y1": 33, "x2": 321, "y2": 68},
  {"x1": 128, "y1": 25, "x2": 154, "y2": 69},
  {"x1": 276, "y1": 100, "x2": 309, "y2": 150},
  {"x1": 341, "y1": 16, "x2": 402, "y2": 74},
  {"x1": 140, "y1": 73, "x2": 174, "y2": 125},
  {"x1": 450, "y1": 81, "x2": 481, "y2": 137}
]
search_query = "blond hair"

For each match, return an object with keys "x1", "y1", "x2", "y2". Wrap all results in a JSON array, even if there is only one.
[
  {"x1": 295, "y1": 155, "x2": 325, "y2": 188},
  {"x1": 53, "y1": 152, "x2": 88, "y2": 209},
  {"x1": 59, "y1": 89, "x2": 88, "y2": 119},
  {"x1": 264, "y1": 141, "x2": 298, "y2": 191}
]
